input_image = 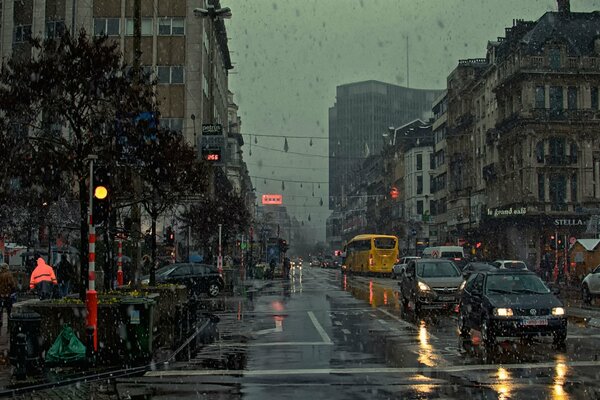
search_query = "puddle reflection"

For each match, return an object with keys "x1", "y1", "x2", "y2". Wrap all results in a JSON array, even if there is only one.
[
  {"x1": 493, "y1": 367, "x2": 512, "y2": 400},
  {"x1": 344, "y1": 277, "x2": 399, "y2": 309},
  {"x1": 418, "y1": 320, "x2": 443, "y2": 367},
  {"x1": 553, "y1": 354, "x2": 569, "y2": 400}
]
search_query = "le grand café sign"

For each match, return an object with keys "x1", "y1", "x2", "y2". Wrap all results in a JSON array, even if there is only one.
[{"x1": 487, "y1": 206, "x2": 588, "y2": 227}]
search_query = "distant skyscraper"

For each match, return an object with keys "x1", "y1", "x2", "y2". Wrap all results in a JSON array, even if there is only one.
[{"x1": 328, "y1": 80, "x2": 441, "y2": 209}]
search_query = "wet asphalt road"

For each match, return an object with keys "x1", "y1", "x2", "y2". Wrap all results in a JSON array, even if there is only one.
[{"x1": 119, "y1": 267, "x2": 600, "y2": 399}]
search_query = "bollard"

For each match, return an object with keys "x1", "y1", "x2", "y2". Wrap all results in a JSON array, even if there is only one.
[
  {"x1": 86, "y1": 326, "x2": 96, "y2": 366},
  {"x1": 14, "y1": 333, "x2": 27, "y2": 380}
]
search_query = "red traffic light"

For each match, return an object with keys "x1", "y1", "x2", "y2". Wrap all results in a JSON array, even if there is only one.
[{"x1": 475, "y1": 242, "x2": 482, "y2": 249}]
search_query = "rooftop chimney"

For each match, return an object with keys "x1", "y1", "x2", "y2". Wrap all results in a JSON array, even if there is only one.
[{"x1": 557, "y1": 0, "x2": 570, "y2": 13}]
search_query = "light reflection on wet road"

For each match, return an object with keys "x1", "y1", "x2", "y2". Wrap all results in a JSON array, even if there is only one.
[{"x1": 119, "y1": 267, "x2": 600, "y2": 399}]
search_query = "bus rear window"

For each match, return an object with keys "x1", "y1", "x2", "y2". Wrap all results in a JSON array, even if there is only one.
[{"x1": 374, "y1": 238, "x2": 396, "y2": 249}]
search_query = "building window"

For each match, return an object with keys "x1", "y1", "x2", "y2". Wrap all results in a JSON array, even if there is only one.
[
  {"x1": 417, "y1": 200, "x2": 424, "y2": 216},
  {"x1": 536, "y1": 141, "x2": 544, "y2": 163},
  {"x1": 46, "y1": 20, "x2": 66, "y2": 39},
  {"x1": 568, "y1": 86, "x2": 577, "y2": 109},
  {"x1": 538, "y1": 173, "x2": 545, "y2": 201},
  {"x1": 417, "y1": 175, "x2": 423, "y2": 195},
  {"x1": 416, "y1": 154, "x2": 423, "y2": 171},
  {"x1": 571, "y1": 173, "x2": 577, "y2": 202},
  {"x1": 549, "y1": 48, "x2": 561, "y2": 70},
  {"x1": 570, "y1": 142, "x2": 578, "y2": 164},
  {"x1": 126, "y1": 18, "x2": 153, "y2": 36},
  {"x1": 161, "y1": 118, "x2": 184, "y2": 133},
  {"x1": 549, "y1": 86, "x2": 563, "y2": 111},
  {"x1": 592, "y1": 87, "x2": 599, "y2": 110},
  {"x1": 549, "y1": 174, "x2": 567, "y2": 211},
  {"x1": 535, "y1": 86, "x2": 545, "y2": 108},
  {"x1": 549, "y1": 137, "x2": 565, "y2": 158},
  {"x1": 158, "y1": 17, "x2": 185, "y2": 36},
  {"x1": 13, "y1": 25, "x2": 32, "y2": 43},
  {"x1": 94, "y1": 18, "x2": 120, "y2": 36},
  {"x1": 157, "y1": 66, "x2": 185, "y2": 84}
]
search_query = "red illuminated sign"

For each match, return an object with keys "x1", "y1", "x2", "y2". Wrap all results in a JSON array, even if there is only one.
[
  {"x1": 206, "y1": 153, "x2": 220, "y2": 161},
  {"x1": 262, "y1": 194, "x2": 283, "y2": 205}
]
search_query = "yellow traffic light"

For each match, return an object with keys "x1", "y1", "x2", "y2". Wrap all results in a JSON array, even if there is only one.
[{"x1": 94, "y1": 185, "x2": 108, "y2": 200}]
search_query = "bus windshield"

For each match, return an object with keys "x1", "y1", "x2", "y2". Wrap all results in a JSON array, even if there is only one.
[{"x1": 374, "y1": 238, "x2": 396, "y2": 249}]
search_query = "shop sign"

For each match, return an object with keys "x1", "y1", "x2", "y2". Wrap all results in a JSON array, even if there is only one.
[
  {"x1": 486, "y1": 206, "x2": 527, "y2": 218},
  {"x1": 554, "y1": 218, "x2": 586, "y2": 226}
]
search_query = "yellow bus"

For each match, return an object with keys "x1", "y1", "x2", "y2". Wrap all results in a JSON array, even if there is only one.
[{"x1": 344, "y1": 234, "x2": 399, "y2": 275}]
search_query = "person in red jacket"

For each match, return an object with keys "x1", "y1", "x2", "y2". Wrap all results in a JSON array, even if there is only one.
[{"x1": 29, "y1": 258, "x2": 57, "y2": 299}]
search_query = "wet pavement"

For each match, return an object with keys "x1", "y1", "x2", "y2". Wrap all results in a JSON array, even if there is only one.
[{"x1": 111, "y1": 268, "x2": 600, "y2": 398}]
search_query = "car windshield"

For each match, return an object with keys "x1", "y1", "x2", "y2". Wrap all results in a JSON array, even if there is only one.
[
  {"x1": 374, "y1": 238, "x2": 396, "y2": 249},
  {"x1": 486, "y1": 274, "x2": 550, "y2": 294},
  {"x1": 417, "y1": 262, "x2": 460, "y2": 278},
  {"x1": 156, "y1": 266, "x2": 176, "y2": 276}
]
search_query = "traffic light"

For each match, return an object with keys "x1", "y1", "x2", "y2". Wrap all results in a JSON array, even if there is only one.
[
  {"x1": 165, "y1": 226, "x2": 175, "y2": 246},
  {"x1": 475, "y1": 242, "x2": 482, "y2": 249},
  {"x1": 92, "y1": 166, "x2": 111, "y2": 225},
  {"x1": 279, "y1": 238, "x2": 289, "y2": 253}
]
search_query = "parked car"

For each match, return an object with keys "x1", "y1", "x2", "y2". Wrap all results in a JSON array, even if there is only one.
[
  {"x1": 582, "y1": 264, "x2": 600, "y2": 304},
  {"x1": 141, "y1": 263, "x2": 224, "y2": 297},
  {"x1": 492, "y1": 260, "x2": 528, "y2": 270},
  {"x1": 322, "y1": 255, "x2": 335, "y2": 268},
  {"x1": 399, "y1": 259, "x2": 464, "y2": 314},
  {"x1": 310, "y1": 258, "x2": 320, "y2": 267},
  {"x1": 461, "y1": 262, "x2": 497, "y2": 279},
  {"x1": 391, "y1": 256, "x2": 420, "y2": 280},
  {"x1": 458, "y1": 270, "x2": 566, "y2": 348}
]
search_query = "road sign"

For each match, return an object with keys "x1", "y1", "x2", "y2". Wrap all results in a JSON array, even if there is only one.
[
  {"x1": 199, "y1": 134, "x2": 226, "y2": 165},
  {"x1": 432, "y1": 250, "x2": 439, "y2": 257},
  {"x1": 202, "y1": 124, "x2": 223, "y2": 135}
]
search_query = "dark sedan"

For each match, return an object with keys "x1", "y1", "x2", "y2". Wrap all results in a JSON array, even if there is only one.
[
  {"x1": 458, "y1": 270, "x2": 566, "y2": 348},
  {"x1": 461, "y1": 262, "x2": 497, "y2": 279},
  {"x1": 141, "y1": 263, "x2": 224, "y2": 297}
]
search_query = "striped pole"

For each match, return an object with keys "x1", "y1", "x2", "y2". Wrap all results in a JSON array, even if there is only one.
[
  {"x1": 86, "y1": 157, "x2": 98, "y2": 352},
  {"x1": 117, "y1": 239, "x2": 123, "y2": 286}
]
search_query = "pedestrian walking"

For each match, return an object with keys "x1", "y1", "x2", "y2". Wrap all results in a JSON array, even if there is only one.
[
  {"x1": 0, "y1": 263, "x2": 17, "y2": 326},
  {"x1": 56, "y1": 255, "x2": 75, "y2": 297},
  {"x1": 29, "y1": 257, "x2": 58, "y2": 300},
  {"x1": 141, "y1": 254, "x2": 152, "y2": 276},
  {"x1": 283, "y1": 257, "x2": 291, "y2": 280},
  {"x1": 268, "y1": 259, "x2": 276, "y2": 280}
]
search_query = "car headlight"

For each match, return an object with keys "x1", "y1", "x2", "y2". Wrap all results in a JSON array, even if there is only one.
[
  {"x1": 552, "y1": 307, "x2": 565, "y2": 316},
  {"x1": 493, "y1": 308, "x2": 513, "y2": 317},
  {"x1": 459, "y1": 281, "x2": 466, "y2": 291},
  {"x1": 418, "y1": 281, "x2": 431, "y2": 292}
]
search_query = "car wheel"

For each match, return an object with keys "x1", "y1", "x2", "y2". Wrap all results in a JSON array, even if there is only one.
[
  {"x1": 583, "y1": 285, "x2": 592, "y2": 305},
  {"x1": 458, "y1": 311, "x2": 470, "y2": 338},
  {"x1": 481, "y1": 318, "x2": 495, "y2": 349},
  {"x1": 208, "y1": 283, "x2": 221, "y2": 297}
]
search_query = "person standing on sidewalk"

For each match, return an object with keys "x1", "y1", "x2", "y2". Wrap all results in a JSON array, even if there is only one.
[
  {"x1": 0, "y1": 263, "x2": 17, "y2": 326},
  {"x1": 29, "y1": 257, "x2": 57, "y2": 300},
  {"x1": 56, "y1": 255, "x2": 74, "y2": 297}
]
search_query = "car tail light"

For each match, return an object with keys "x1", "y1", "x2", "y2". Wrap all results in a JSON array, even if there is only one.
[
  {"x1": 369, "y1": 254, "x2": 374, "y2": 266},
  {"x1": 454, "y1": 258, "x2": 461, "y2": 261}
]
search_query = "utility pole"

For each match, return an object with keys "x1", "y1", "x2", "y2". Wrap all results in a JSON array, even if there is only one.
[{"x1": 130, "y1": 0, "x2": 142, "y2": 285}]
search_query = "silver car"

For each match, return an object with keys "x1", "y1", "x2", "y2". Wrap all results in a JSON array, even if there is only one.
[
  {"x1": 399, "y1": 259, "x2": 464, "y2": 314},
  {"x1": 582, "y1": 265, "x2": 600, "y2": 304},
  {"x1": 391, "y1": 256, "x2": 420, "y2": 280}
]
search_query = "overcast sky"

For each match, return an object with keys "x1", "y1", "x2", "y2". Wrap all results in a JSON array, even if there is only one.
[{"x1": 225, "y1": 0, "x2": 600, "y2": 243}]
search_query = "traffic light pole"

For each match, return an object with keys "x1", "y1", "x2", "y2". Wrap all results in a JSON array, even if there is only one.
[
  {"x1": 218, "y1": 224, "x2": 223, "y2": 273},
  {"x1": 87, "y1": 155, "x2": 98, "y2": 352}
]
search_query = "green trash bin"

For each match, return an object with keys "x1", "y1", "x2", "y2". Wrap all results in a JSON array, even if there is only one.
[{"x1": 119, "y1": 297, "x2": 155, "y2": 362}]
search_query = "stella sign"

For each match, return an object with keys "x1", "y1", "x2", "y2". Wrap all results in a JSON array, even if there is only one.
[{"x1": 554, "y1": 219, "x2": 586, "y2": 226}]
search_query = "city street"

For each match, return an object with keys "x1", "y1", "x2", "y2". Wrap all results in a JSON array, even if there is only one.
[{"x1": 114, "y1": 267, "x2": 600, "y2": 399}]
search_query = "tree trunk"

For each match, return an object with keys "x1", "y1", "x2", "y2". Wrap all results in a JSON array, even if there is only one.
[
  {"x1": 149, "y1": 211, "x2": 157, "y2": 286},
  {"x1": 79, "y1": 178, "x2": 88, "y2": 301}
]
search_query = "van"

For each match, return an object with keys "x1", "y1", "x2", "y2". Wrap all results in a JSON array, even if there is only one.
[{"x1": 422, "y1": 246, "x2": 466, "y2": 269}]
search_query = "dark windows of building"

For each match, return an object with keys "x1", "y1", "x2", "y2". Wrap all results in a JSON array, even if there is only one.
[
  {"x1": 94, "y1": 18, "x2": 120, "y2": 36},
  {"x1": 430, "y1": 154, "x2": 435, "y2": 170},
  {"x1": 549, "y1": 137, "x2": 566, "y2": 164},
  {"x1": 417, "y1": 175, "x2": 423, "y2": 195},
  {"x1": 46, "y1": 20, "x2": 66, "y2": 39},
  {"x1": 549, "y1": 48, "x2": 561, "y2": 70},
  {"x1": 157, "y1": 66, "x2": 184, "y2": 84},
  {"x1": 126, "y1": 18, "x2": 153, "y2": 36},
  {"x1": 158, "y1": 17, "x2": 185, "y2": 36},
  {"x1": 536, "y1": 141, "x2": 544, "y2": 163},
  {"x1": 570, "y1": 142, "x2": 578, "y2": 164},
  {"x1": 567, "y1": 86, "x2": 578, "y2": 109},
  {"x1": 417, "y1": 200, "x2": 424, "y2": 216},
  {"x1": 13, "y1": 25, "x2": 32, "y2": 43},
  {"x1": 549, "y1": 86, "x2": 563, "y2": 112},
  {"x1": 535, "y1": 86, "x2": 545, "y2": 109},
  {"x1": 416, "y1": 154, "x2": 423, "y2": 171},
  {"x1": 571, "y1": 173, "x2": 577, "y2": 203},
  {"x1": 538, "y1": 173, "x2": 545, "y2": 201},
  {"x1": 549, "y1": 174, "x2": 567, "y2": 211},
  {"x1": 592, "y1": 87, "x2": 599, "y2": 110}
]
